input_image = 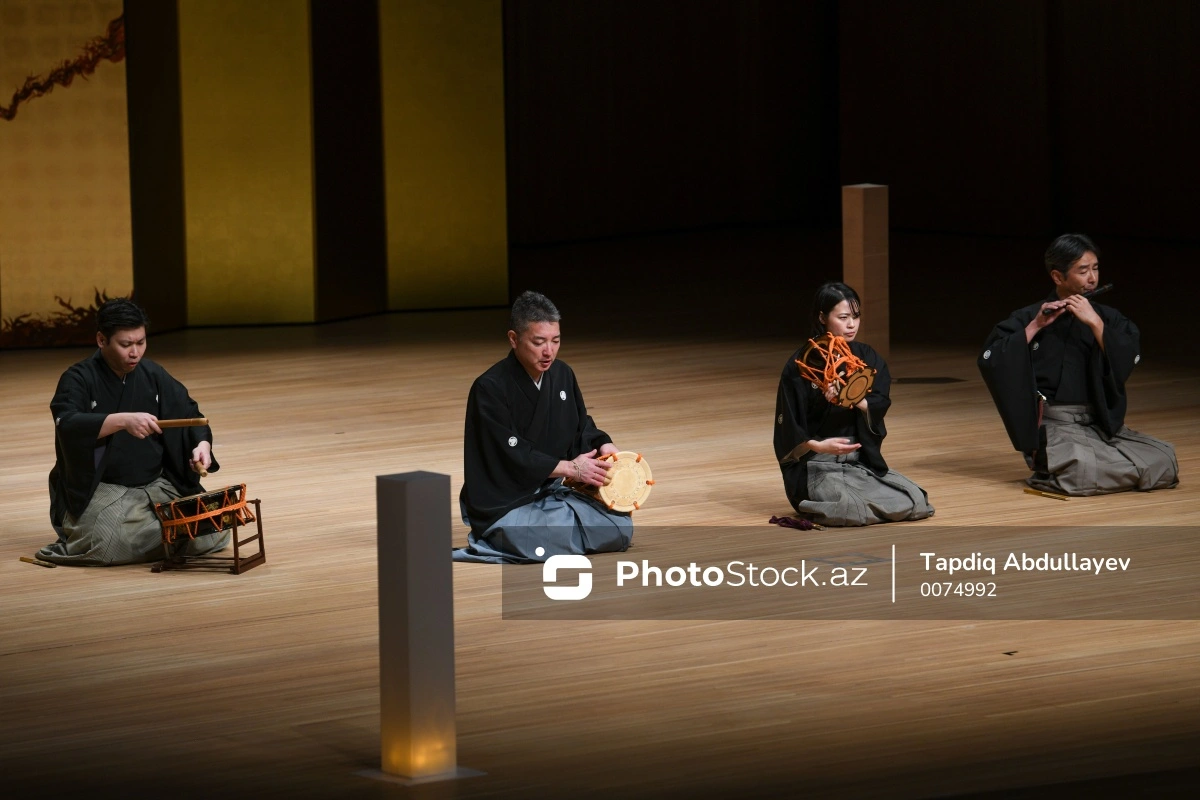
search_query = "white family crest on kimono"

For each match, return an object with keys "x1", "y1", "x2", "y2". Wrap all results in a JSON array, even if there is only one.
[
  {"x1": 978, "y1": 294, "x2": 1177, "y2": 496},
  {"x1": 455, "y1": 350, "x2": 632, "y2": 564},
  {"x1": 41, "y1": 350, "x2": 228, "y2": 566}
]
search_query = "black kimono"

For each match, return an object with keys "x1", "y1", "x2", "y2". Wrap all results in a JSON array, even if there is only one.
[
  {"x1": 978, "y1": 295, "x2": 1138, "y2": 454},
  {"x1": 774, "y1": 341, "x2": 933, "y2": 526},
  {"x1": 978, "y1": 296, "x2": 1177, "y2": 494},
  {"x1": 456, "y1": 351, "x2": 631, "y2": 562},
  {"x1": 461, "y1": 351, "x2": 612, "y2": 532},
  {"x1": 41, "y1": 351, "x2": 223, "y2": 565}
]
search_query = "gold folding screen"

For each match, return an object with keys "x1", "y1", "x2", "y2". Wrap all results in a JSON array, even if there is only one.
[
  {"x1": 1, "y1": 0, "x2": 508, "y2": 345},
  {"x1": 177, "y1": 0, "x2": 316, "y2": 325},
  {"x1": 0, "y1": 0, "x2": 132, "y2": 346},
  {"x1": 379, "y1": 0, "x2": 508, "y2": 310}
]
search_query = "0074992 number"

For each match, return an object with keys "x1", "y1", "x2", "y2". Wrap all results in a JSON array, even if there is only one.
[{"x1": 920, "y1": 582, "x2": 997, "y2": 597}]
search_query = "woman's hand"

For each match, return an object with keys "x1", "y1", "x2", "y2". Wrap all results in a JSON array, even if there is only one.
[
  {"x1": 806, "y1": 437, "x2": 861, "y2": 455},
  {"x1": 822, "y1": 383, "x2": 868, "y2": 412}
]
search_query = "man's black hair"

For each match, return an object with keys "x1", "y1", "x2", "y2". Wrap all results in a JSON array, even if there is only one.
[
  {"x1": 96, "y1": 298, "x2": 150, "y2": 338},
  {"x1": 1044, "y1": 233, "x2": 1100, "y2": 277}
]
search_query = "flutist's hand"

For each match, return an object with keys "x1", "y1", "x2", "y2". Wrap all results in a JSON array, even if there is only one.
[
  {"x1": 1025, "y1": 301, "x2": 1066, "y2": 342},
  {"x1": 1061, "y1": 293, "x2": 1105, "y2": 348},
  {"x1": 1061, "y1": 293, "x2": 1101, "y2": 326}
]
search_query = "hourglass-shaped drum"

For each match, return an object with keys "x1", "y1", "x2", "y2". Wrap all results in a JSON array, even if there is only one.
[{"x1": 795, "y1": 333, "x2": 877, "y2": 408}]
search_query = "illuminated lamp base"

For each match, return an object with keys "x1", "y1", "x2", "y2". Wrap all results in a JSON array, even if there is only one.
[{"x1": 355, "y1": 766, "x2": 485, "y2": 786}]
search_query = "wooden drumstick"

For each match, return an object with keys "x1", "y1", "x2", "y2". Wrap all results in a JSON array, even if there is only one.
[
  {"x1": 191, "y1": 460, "x2": 209, "y2": 478},
  {"x1": 158, "y1": 417, "x2": 208, "y2": 428},
  {"x1": 20, "y1": 556, "x2": 56, "y2": 568}
]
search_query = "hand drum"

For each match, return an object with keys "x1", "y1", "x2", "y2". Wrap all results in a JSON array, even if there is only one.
[
  {"x1": 796, "y1": 333, "x2": 877, "y2": 408},
  {"x1": 569, "y1": 451, "x2": 654, "y2": 512}
]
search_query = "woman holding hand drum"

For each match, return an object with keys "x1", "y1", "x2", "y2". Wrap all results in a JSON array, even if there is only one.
[{"x1": 773, "y1": 281, "x2": 933, "y2": 526}]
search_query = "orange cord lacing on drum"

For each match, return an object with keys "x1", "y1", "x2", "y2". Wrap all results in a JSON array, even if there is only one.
[
  {"x1": 795, "y1": 334, "x2": 869, "y2": 390},
  {"x1": 155, "y1": 484, "x2": 255, "y2": 543}
]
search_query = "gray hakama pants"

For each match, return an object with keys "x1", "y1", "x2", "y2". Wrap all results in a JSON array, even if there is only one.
[
  {"x1": 38, "y1": 477, "x2": 229, "y2": 566},
  {"x1": 794, "y1": 451, "x2": 934, "y2": 527},
  {"x1": 1028, "y1": 404, "x2": 1178, "y2": 496},
  {"x1": 453, "y1": 482, "x2": 633, "y2": 564}
]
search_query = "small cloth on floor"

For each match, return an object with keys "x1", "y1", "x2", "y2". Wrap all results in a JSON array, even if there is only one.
[{"x1": 768, "y1": 515, "x2": 825, "y2": 531}]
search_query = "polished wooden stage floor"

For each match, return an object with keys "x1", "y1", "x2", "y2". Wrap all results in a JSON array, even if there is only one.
[{"x1": 2, "y1": 312, "x2": 1198, "y2": 798}]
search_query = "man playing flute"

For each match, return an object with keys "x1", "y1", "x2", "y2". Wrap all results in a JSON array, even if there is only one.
[
  {"x1": 978, "y1": 233, "x2": 1177, "y2": 496},
  {"x1": 38, "y1": 299, "x2": 227, "y2": 565}
]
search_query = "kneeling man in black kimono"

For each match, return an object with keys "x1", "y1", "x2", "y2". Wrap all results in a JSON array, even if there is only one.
[
  {"x1": 454, "y1": 291, "x2": 633, "y2": 563},
  {"x1": 978, "y1": 233, "x2": 1178, "y2": 496},
  {"x1": 38, "y1": 299, "x2": 228, "y2": 565}
]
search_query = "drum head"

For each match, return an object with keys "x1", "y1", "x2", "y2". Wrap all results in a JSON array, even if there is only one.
[
  {"x1": 837, "y1": 366, "x2": 876, "y2": 407},
  {"x1": 597, "y1": 451, "x2": 654, "y2": 512}
]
